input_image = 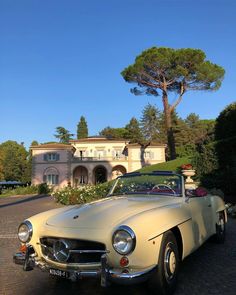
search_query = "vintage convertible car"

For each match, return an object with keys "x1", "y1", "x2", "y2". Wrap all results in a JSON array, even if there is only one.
[{"x1": 14, "y1": 171, "x2": 226, "y2": 295}]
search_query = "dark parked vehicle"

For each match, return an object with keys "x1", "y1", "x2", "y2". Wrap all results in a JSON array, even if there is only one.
[{"x1": 0, "y1": 181, "x2": 27, "y2": 194}]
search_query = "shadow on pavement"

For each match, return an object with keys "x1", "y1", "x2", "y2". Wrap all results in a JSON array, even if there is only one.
[{"x1": 0, "y1": 195, "x2": 51, "y2": 209}]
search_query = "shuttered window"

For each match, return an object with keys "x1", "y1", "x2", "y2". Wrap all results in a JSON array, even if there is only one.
[{"x1": 43, "y1": 153, "x2": 60, "y2": 161}]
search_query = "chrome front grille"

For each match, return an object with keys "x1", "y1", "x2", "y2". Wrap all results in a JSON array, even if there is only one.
[{"x1": 39, "y1": 237, "x2": 107, "y2": 264}]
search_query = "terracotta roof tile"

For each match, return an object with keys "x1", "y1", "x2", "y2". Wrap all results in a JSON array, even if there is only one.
[
  {"x1": 127, "y1": 142, "x2": 166, "y2": 147},
  {"x1": 70, "y1": 137, "x2": 128, "y2": 143},
  {"x1": 30, "y1": 143, "x2": 75, "y2": 150}
]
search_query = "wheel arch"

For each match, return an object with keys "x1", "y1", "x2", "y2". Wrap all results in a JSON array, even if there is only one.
[
  {"x1": 222, "y1": 209, "x2": 228, "y2": 224},
  {"x1": 170, "y1": 226, "x2": 183, "y2": 261}
]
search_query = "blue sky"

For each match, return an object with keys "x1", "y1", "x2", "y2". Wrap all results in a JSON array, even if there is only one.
[{"x1": 1, "y1": 0, "x2": 236, "y2": 148}]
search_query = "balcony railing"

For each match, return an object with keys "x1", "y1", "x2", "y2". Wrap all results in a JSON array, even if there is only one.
[{"x1": 72, "y1": 156, "x2": 128, "y2": 162}]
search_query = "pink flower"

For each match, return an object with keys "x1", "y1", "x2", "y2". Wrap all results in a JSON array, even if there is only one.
[
  {"x1": 181, "y1": 163, "x2": 193, "y2": 170},
  {"x1": 195, "y1": 187, "x2": 208, "y2": 197}
]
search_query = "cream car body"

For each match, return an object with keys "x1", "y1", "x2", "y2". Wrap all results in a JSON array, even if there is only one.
[{"x1": 14, "y1": 171, "x2": 227, "y2": 295}]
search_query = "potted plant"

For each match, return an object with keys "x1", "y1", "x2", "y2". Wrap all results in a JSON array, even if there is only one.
[{"x1": 181, "y1": 163, "x2": 195, "y2": 183}]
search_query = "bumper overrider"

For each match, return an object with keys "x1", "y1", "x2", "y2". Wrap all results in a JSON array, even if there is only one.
[{"x1": 13, "y1": 246, "x2": 157, "y2": 286}]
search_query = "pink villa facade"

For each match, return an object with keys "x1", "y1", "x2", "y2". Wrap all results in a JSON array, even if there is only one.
[{"x1": 31, "y1": 137, "x2": 166, "y2": 188}]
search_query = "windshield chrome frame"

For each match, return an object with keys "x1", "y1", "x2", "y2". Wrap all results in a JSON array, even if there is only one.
[{"x1": 108, "y1": 171, "x2": 185, "y2": 198}]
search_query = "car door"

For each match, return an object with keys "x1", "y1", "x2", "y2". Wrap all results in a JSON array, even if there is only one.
[
  {"x1": 187, "y1": 196, "x2": 210, "y2": 247},
  {"x1": 203, "y1": 194, "x2": 214, "y2": 236}
]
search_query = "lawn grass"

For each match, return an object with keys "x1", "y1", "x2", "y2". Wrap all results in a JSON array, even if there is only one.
[{"x1": 138, "y1": 157, "x2": 192, "y2": 173}]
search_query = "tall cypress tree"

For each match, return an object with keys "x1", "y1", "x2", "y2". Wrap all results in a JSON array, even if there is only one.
[
  {"x1": 77, "y1": 116, "x2": 88, "y2": 139},
  {"x1": 140, "y1": 104, "x2": 162, "y2": 142}
]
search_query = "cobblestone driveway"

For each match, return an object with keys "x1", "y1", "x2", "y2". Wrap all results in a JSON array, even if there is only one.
[{"x1": 0, "y1": 195, "x2": 235, "y2": 295}]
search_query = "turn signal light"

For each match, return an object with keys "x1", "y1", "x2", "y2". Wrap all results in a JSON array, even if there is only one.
[
  {"x1": 120, "y1": 256, "x2": 129, "y2": 267},
  {"x1": 20, "y1": 244, "x2": 27, "y2": 253}
]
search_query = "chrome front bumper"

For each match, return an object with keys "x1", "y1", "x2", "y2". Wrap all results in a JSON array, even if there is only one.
[{"x1": 13, "y1": 246, "x2": 156, "y2": 286}]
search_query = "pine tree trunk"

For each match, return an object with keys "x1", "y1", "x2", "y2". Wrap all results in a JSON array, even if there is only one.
[
  {"x1": 138, "y1": 142, "x2": 151, "y2": 167},
  {"x1": 162, "y1": 93, "x2": 176, "y2": 160}
]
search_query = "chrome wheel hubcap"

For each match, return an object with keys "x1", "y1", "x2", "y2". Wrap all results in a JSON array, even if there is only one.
[{"x1": 164, "y1": 243, "x2": 176, "y2": 282}]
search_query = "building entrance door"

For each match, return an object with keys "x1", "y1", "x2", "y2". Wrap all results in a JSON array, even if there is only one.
[
  {"x1": 94, "y1": 166, "x2": 107, "y2": 184},
  {"x1": 73, "y1": 166, "x2": 88, "y2": 186}
]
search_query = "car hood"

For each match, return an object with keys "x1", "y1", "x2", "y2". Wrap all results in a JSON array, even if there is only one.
[{"x1": 46, "y1": 195, "x2": 180, "y2": 230}]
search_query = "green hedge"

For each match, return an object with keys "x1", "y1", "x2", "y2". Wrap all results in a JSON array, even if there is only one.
[
  {"x1": 192, "y1": 141, "x2": 218, "y2": 183},
  {"x1": 216, "y1": 136, "x2": 236, "y2": 196},
  {"x1": 191, "y1": 136, "x2": 236, "y2": 198},
  {"x1": 0, "y1": 183, "x2": 51, "y2": 197},
  {"x1": 214, "y1": 103, "x2": 236, "y2": 199}
]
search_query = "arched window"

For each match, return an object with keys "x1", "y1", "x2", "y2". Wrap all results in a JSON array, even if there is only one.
[{"x1": 43, "y1": 167, "x2": 59, "y2": 185}]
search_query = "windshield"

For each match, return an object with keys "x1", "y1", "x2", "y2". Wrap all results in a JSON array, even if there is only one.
[{"x1": 108, "y1": 172, "x2": 183, "y2": 197}]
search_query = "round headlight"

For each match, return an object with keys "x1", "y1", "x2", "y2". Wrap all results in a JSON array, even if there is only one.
[
  {"x1": 112, "y1": 225, "x2": 136, "y2": 255},
  {"x1": 18, "y1": 221, "x2": 33, "y2": 243}
]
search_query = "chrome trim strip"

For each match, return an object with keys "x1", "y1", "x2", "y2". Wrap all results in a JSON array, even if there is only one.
[
  {"x1": 36, "y1": 242, "x2": 54, "y2": 257},
  {"x1": 14, "y1": 246, "x2": 157, "y2": 286},
  {"x1": 109, "y1": 265, "x2": 156, "y2": 280},
  {"x1": 69, "y1": 250, "x2": 109, "y2": 254},
  {"x1": 148, "y1": 218, "x2": 192, "y2": 241},
  {"x1": 36, "y1": 242, "x2": 47, "y2": 248},
  {"x1": 37, "y1": 242, "x2": 109, "y2": 264}
]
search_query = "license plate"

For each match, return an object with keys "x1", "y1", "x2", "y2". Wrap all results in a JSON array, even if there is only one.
[{"x1": 49, "y1": 268, "x2": 70, "y2": 279}]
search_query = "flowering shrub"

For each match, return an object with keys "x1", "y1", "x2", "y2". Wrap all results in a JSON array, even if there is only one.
[
  {"x1": 181, "y1": 163, "x2": 193, "y2": 170},
  {"x1": 52, "y1": 182, "x2": 113, "y2": 205}
]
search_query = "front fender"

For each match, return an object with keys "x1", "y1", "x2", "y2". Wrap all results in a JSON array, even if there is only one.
[
  {"x1": 116, "y1": 201, "x2": 191, "y2": 267},
  {"x1": 123, "y1": 202, "x2": 190, "y2": 242}
]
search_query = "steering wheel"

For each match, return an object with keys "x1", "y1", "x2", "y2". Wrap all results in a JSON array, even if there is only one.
[{"x1": 152, "y1": 184, "x2": 176, "y2": 195}]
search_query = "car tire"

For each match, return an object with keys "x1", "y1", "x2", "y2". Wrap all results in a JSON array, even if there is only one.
[
  {"x1": 214, "y1": 211, "x2": 226, "y2": 243},
  {"x1": 148, "y1": 230, "x2": 179, "y2": 295}
]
